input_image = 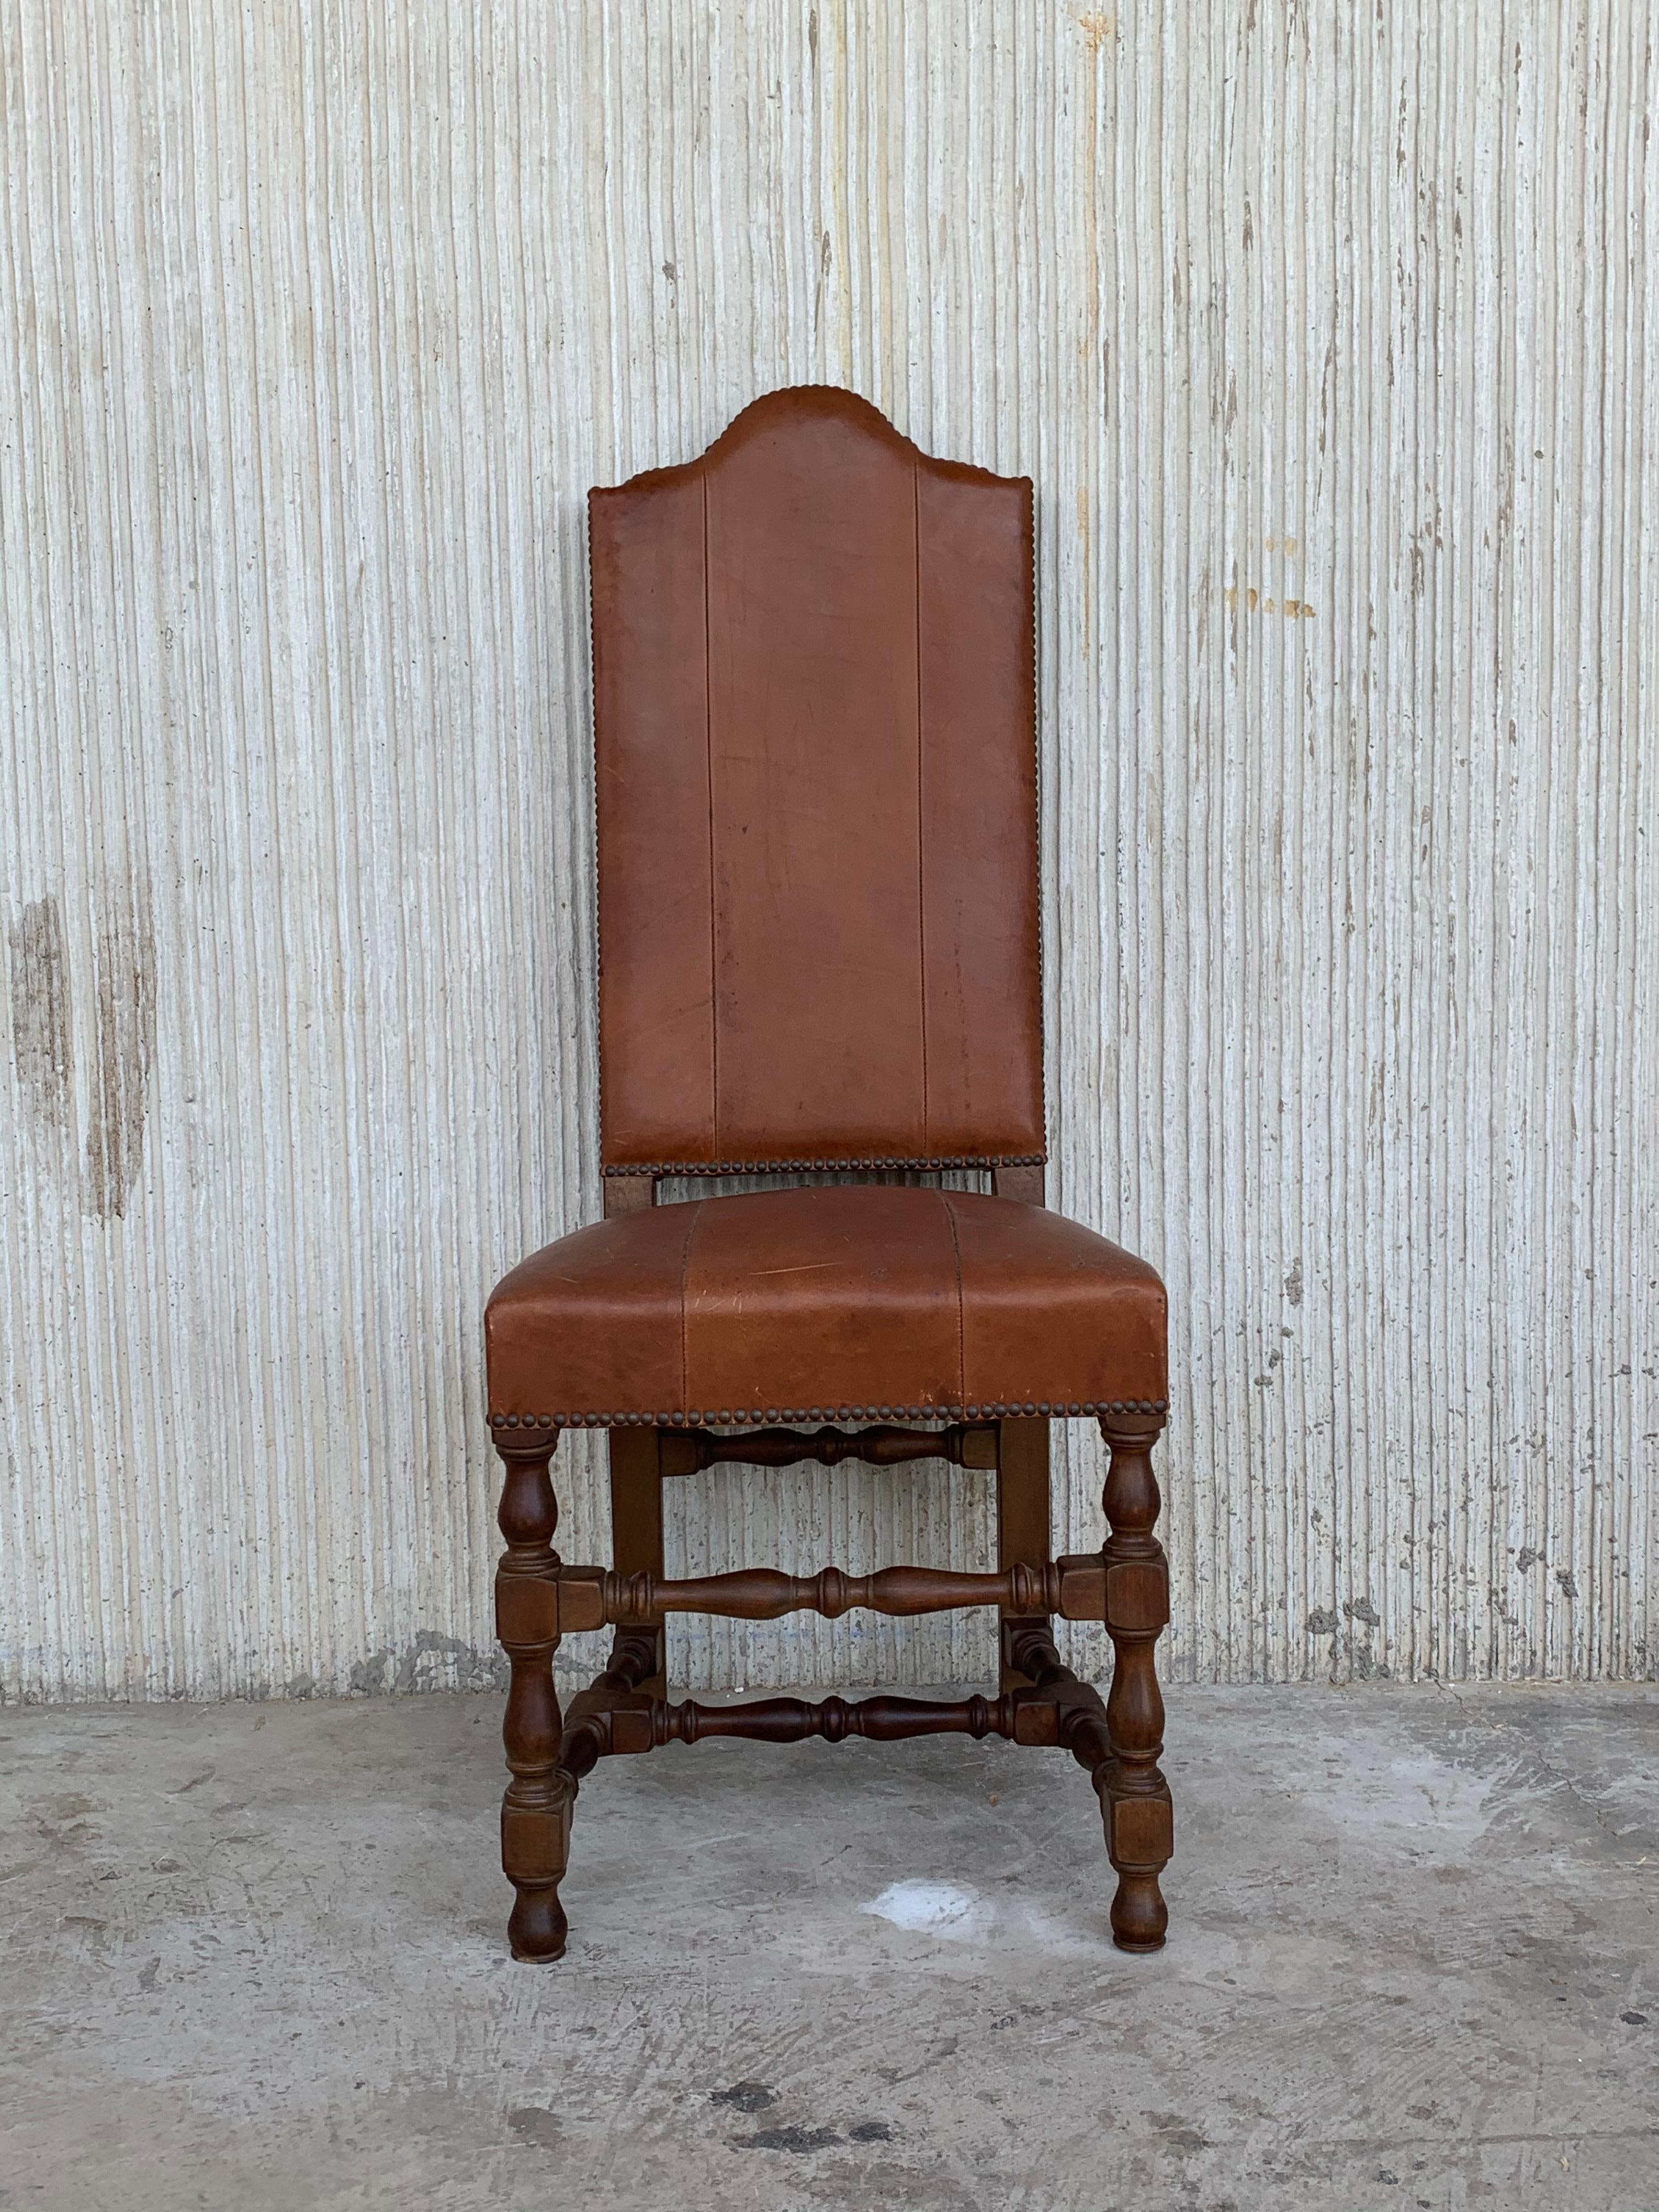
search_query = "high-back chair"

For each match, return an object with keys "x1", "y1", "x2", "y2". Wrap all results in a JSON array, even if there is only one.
[{"x1": 484, "y1": 387, "x2": 1172, "y2": 1963}]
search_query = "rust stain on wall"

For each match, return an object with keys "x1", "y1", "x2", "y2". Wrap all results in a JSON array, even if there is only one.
[
  {"x1": 1224, "y1": 585, "x2": 1317, "y2": 619},
  {"x1": 81, "y1": 891, "x2": 156, "y2": 1222},
  {"x1": 8, "y1": 895, "x2": 74, "y2": 1137}
]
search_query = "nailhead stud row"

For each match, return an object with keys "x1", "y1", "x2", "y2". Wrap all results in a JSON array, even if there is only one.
[
  {"x1": 602, "y1": 1153, "x2": 1045, "y2": 1176},
  {"x1": 490, "y1": 1397, "x2": 1168, "y2": 1429}
]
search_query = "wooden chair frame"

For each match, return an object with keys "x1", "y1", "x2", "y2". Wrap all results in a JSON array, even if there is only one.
[{"x1": 492, "y1": 1161, "x2": 1172, "y2": 1963}]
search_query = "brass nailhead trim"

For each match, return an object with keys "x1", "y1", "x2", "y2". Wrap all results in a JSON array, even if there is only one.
[
  {"x1": 602, "y1": 1153, "x2": 1045, "y2": 1177},
  {"x1": 489, "y1": 1396, "x2": 1167, "y2": 1429}
]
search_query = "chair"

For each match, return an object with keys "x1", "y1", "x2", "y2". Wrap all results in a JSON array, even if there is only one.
[{"x1": 484, "y1": 387, "x2": 1172, "y2": 1963}]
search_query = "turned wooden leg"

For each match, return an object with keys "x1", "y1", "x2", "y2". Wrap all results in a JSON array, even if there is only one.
[
  {"x1": 494, "y1": 1425, "x2": 569, "y2": 1962},
  {"x1": 1098, "y1": 1412, "x2": 1173, "y2": 1951}
]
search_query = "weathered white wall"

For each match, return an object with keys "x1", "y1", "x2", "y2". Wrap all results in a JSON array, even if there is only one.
[{"x1": 3, "y1": 1, "x2": 1655, "y2": 1702}]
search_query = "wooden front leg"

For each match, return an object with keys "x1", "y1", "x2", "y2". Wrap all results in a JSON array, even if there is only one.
[
  {"x1": 494, "y1": 1426, "x2": 569, "y2": 1961},
  {"x1": 1098, "y1": 1412, "x2": 1174, "y2": 1951}
]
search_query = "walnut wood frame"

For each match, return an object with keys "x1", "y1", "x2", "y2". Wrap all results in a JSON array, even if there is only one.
[{"x1": 491, "y1": 1165, "x2": 1173, "y2": 1962}]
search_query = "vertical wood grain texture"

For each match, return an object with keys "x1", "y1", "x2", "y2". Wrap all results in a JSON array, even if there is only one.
[{"x1": 2, "y1": 2, "x2": 1654, "y2": 1699}]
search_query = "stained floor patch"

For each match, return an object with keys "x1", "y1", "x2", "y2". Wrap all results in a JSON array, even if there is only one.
[
  {"x1": 506, "y1": 2107, "x2": 562, "y2": 2148},
  {"x1": 859, "y1": 1878, "x2": 988, "y2": 1938},
  {"x1": 710, "y1": 2081, "x2": 777, "y2": 2113},
  {"x1": 737, "y1": 2125, "x2": 840, "y2": 2154}
]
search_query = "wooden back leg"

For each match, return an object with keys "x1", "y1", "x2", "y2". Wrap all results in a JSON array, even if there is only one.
[
  {"x1": 600, "y1": 1181, "x2": 667, "y2": 1699},
  {"x1": 608, "y1": 1427, "x2": 666, "y2": 1697},
  {"x1": 997, "y1": 1415, "x2": 1051, "y2": 1689}
]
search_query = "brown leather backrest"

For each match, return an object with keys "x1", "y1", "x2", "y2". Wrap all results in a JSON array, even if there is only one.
[{"x1": 589, "y1": 386, "x2": 1043, "y2": 1175}]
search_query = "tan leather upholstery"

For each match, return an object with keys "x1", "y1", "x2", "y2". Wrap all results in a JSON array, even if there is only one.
[
  {"x1": 487, "y1": 1186, "x2": 1166, "y2": 1428},
  {"x1": 487, "y1": 388, "x2": 1166, "y2": 1437},
  {"x1": 589, "y1": 386, "x2": 1042, "y2": 1173}
]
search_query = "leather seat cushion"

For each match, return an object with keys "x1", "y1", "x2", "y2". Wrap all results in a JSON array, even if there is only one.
[{"x1": 486, "y1": 1185, "x2": 1166, "y2": 1428}]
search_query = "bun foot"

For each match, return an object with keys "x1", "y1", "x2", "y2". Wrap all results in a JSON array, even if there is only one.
[
  {"x1": 1110, "y1": 1873, "x2": 1169, "y2": 1952},
  {"x1": 508, "y1": 1884, "x2": 568, "y2": 1962}
]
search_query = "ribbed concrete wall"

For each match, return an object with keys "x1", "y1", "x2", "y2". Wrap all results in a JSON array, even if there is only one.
[{"x1": 2, "y1": 1, "x2": 1655, "y2": 1701}]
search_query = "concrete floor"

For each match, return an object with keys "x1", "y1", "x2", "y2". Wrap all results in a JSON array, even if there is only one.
[{"x1": 1, "y1": 1684, "x2": 1656, "y2": 2211}]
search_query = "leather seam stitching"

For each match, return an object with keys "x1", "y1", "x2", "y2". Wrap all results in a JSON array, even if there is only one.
[
  {"x1": 940, "y1": 1190, "x2": 967, "y2": 1411},
  {"x1": 676, "y1": 1199, "x2": 703, "y2": 1414},
  {"x1": 602, "y1": 1153, "x2": 1047, "y2": 1175},
  {"x1": 701, "y1": 465, "x2": 719, "y2": 1160},
  {"x1": 914, "y1": 456, "x2": 928, "y2": 1152},
  {"x1": 1028, "y1": 482, "x2": 1046, "y2": 1163}
]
